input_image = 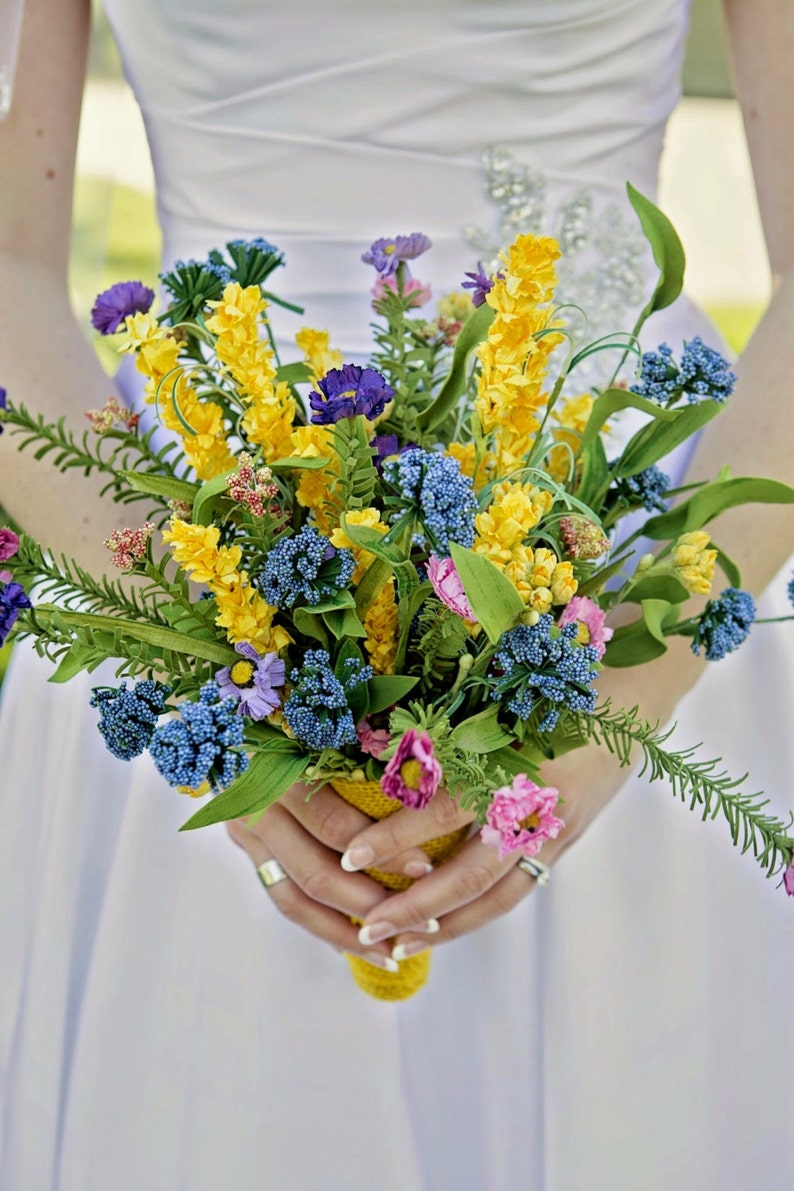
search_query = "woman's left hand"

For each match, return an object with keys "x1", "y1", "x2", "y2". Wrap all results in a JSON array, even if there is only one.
[{"x1": 340, "y1": 738, "x2": 631, "y2": 961}]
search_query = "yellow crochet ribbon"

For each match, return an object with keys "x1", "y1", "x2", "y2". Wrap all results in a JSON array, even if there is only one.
[{"x1": 331, "y1": 777, "x2": 470, "y2": 1001}]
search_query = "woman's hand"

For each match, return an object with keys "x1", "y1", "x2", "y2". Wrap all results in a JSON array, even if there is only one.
[{"x1": 226, "y1": 780, "x2": 439, "y2": 971}]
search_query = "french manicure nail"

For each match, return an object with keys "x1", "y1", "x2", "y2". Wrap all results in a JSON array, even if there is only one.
[
  {"x1": 392, "y1": 942, "x2": 430, "y2": 962},
  {"x1": 359, "y1": 953, "x2": 400, "y2": 973},
  {"x1": 341, "y1": 845, "x2": 374, "y2": 872},
  {"x1": 404, "y1": 860, "x2": 434, "y2": 879},
  {"x1": 421, "y1": 918, "x2": 440, "y2": 934},
  {"x1": 358, "y1": 921, "x2": 397, "y2": 946}
]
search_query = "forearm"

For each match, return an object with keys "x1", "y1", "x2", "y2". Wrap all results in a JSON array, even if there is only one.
[{"x1": 0, "y1": 252, "x2": 129, "y2": 573}]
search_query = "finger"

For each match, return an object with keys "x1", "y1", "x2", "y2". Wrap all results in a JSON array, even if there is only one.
[
  {"x1": 391, "y1": 861, "x2": 544, "y2": 958},
  {"x1": 240, "y1": 805, "x2": 392, "y2": 920},
  {"x1": 226, "y1": 821, "x2": 398, "y2": 968},
  {"x1": 355, "y1": 834, "x2": 516, "y2": 944},
  {"x1": 340, "y1": 790, "x2": 474, "y2": 872},
  {"x1": 281, "y1": 782, "x2": 435, "y2": 879}
]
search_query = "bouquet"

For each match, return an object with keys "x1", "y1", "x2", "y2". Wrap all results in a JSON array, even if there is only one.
[{"x1": 3, "y1": 185, "x2": 793, "y2": 1000}]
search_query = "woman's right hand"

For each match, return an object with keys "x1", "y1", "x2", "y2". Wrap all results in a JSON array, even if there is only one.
[{"x1": 226, "y1": 781, "x2": 437, "y2": 971}]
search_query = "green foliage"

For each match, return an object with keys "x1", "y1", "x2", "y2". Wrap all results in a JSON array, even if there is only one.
[
  {"x1": 642, "y1": 476, "x2": 794, "y2": 540},
  {"x1": 584, "y1": 702, "x2": 794, "y2": 878},
  {"x1": 331, "y1": 418, "x2": 378, "y2": 511},
  {"x1": 179, "y1": 744, "x2": 309, "y2": 830},
  {"x1": 416, "y1": 302, "x2": 494, "y2": 433},
  {"x1": 612, "y1": 400, "x2": 722, "y2": 478},
  {"x1": 449, "y1": 542, "x2": 524, "y2": 645},
  {"x1": 627, "y1": 183, "x2": 686, "y2": 318}
]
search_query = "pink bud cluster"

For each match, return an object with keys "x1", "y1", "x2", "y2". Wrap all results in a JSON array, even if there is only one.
[
  {"x1": 227, "y1": 453, "x2": 279, "y2": 518},
  {"x1": 103, "y1": 522, "x2": 155, "y2": 572},
  {"x1": 167, "y1": 498, "x2": 194, "y2": 521},
  {"x1": 85, "y1": 397, "x2": 140, "y2": 435},
  {"x1": 559, "y1": 515, "x2": 610, "y2": 560}
]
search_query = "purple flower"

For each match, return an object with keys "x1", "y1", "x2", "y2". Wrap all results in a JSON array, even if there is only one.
[
  {"x1": 784, "y1": 861, "x2": 794, "y2": 897},
  {"x1": 0, "y1": 386, "x2": 6, "y2": 434},
  {"x1": 361, "y1": 233, "x2": 432, "y2": 277},
  {"x1": 309, "y1": 363, "x2": 394, "y2": 425},
  {"x1": 0, "y1": 581, "x2": 31, "y2": 645},
  {"x1": 215, "y1": 642, "x2": 286, "y2": 721},
  {"x1": 90, "y1": 280, "x2": 155, "y2": 335},
  {"x1": 372, "y1": 433, "x2": 400, "y2": 474},
  {"x1": 462, "y1": 262, "x2": 499, "y2": 307}
]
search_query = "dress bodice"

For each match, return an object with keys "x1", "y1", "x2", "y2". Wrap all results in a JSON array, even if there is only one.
[{"x1": 102, "y1": 0, "x2": 693, "y2": 355}]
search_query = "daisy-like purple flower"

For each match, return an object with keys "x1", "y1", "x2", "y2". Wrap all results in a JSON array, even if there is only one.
[
  {"x1": 462, "y1": 262, "x2": 500, "y2": 307},
  {"x1": 361, "y1": 233, "x2": 432, "y2": 278},
  {"x1": 90, "y1": 280, "x2": 155, "y2": 335},
  {"x1": 0, "y1": 581, "x2": 31, "y2": 645},
  {"x1": 309, "y1": 363, "x2": 394, "y2": 425},
  {"x1": 215, "y1": 642, "x2": 286, "y2": 721}
]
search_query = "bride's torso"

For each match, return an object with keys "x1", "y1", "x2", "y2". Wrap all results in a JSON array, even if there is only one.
[{"x1": 102, "y1": 0, "x2": 693, "y2": 357}]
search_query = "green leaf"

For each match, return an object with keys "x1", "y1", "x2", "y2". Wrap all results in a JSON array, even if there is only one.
[
  {"x1": 341, "y1": 519, "x2": 409, "y2": 566},
  {"x1": 416, "y1": 302, "x2": 495, "y2": 433},
  {"x1": 48, "y1": 641, "x2": 104, "y2": 683},
  {"x1": 449, "y1": 543, "x2": 524, "y2": 645},
  {"x1": 367, "y1": 674, "x2": 419, "y2": 715},
  {"x1": 601, "y1": 598, "x2": 679, "y2": 667},
  {"x1": 627, "y1": 182, "x2": 686, "y2": 316},
  {"x1": 293, "y1": 607, "x2": 329, "y2": 647},
  {"x1": 641, "y1": 598, "x2": 675, "y2": 645},
  {"x1": 275, "y1": 361, "x2": 312, "y2": 385},
  {"x1": 643, "y1": 476, "x2": 794, "y2": 540},
  {"x1": 485, "y1": 741, "x2": 543, "y2": 781},
  {"x1": 612, "y1": 400, "x2": 722, "y2": 478},
  {"x1": 269, "y1": 454, "x2": 332, "y2": 471},
  {"x1": 122, "y1": 472, "x2": 200, "y2": 503},
  {"x1": 713, "y1": 543, "x2": 742, "y2": 588},
  {"x1": 192, "y1": 471, "x2": 235, "y2": 526},
  {"x1": 300, "y1": 590, "x2": 357, "y2": 615},
  {"x1": 353, "y1": 558, "x2": 392, "y2": 618},
  {"x1": 450, "y1": 705, "x2": 515, "y2": 754},
  {"x1": 577, "y1": 388, "x2": 679, "y2": 458},
  {"x1": 321, "y1": 606, "x2": 368, "y2": 640},
  {"x1": 31, "y1": 606, "x2": 237, "y2": 666},
  {"x1": 574, "y1": 433, "x2": 610, "y2": 508},
  {"x1": 395, "y1": 580, "x2": 432, "y2": 672},
  {"x1": 179, "y1": 745, "x2": 308, "y2": 830},
  {"x1": 624, "y1": 575, "x2": 690, "y2": 605}
]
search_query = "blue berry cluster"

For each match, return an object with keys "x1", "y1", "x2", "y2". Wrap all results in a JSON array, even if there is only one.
[
  {"x1": 226, "y1": 237, "x2": 284, "y2": 288},
  {"x1": 490, "y1": 615, "x2": 599, "y2": 732},
  {"x1": 611, "y1": 464, "x2": 671, "y2": 513},
  {"x1": 788, "y1": 572, "x2": 794, "y2": 610},
  {"x1": 383, "y1": 447, "x2": 477, "y2": 556},
  {"x1": 89, "y1": 679, "x2": 171, "y2": 762},
  {"x1": 258, "y1": 526, "x2": 355, "y2": 609},
  {"x1": 691, "y1": 587, "x2": 756, "y2": 661},
  {"x1": 283, "y1": 649, "x2": 372, "y2": 750},
  {"x1": 148, "y1": 682, "x2": 249, "y2": 791},
  {"x1": 631, "y1": 337, "x2": 735, "y2": 406}
]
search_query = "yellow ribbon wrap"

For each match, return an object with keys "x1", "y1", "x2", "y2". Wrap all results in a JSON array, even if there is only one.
[{"x1": 331, "y1": 776, "x2": 470, "y2": 1001}]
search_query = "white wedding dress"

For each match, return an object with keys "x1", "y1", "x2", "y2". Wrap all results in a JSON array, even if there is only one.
[{"x1": 1, "y1": 2, "x2": 793, "y2": 1187}]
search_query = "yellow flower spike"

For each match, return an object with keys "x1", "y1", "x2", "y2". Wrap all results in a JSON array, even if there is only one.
[
  {"x1": 214, "y1": 584, "x2": 291, "y2": 653},
  {"x1": 363, "y1": 579, "x2": 399, "y2": 675},
  {"x1": 162, "y1": 521, "x2": 243, "y2": 588},
  {"x1": 672, "y1": 531, "x2": 717, "y2": 595},
  {"x1": 330, "y1": 508, "x2": 387, "y2": 582},
  {"x1": 295, "y1": 327, "x2": 344, "y2": 384},
  {"x1": 550, "y1": 562, "x2": 578, "y2": 605}
]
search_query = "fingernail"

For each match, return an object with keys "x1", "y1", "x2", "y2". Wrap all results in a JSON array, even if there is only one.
[
  {"x1": 341, "y1": 845, "x2": 374, "y2": 872},
  {"x1": 392, "y1": 942, "x2": 430, "y2": 962},
  {"x1": 420, "y1": 918, "x2": 440, "y2": 934},
  {"x1": 358, "y1": 921, "x2": 397, "y2": 945},
  {"x1": 359, "y1": 953, "x2": 400, "y2": 973},
  {"x1": 404, "y1": 860, "x2": 434, "y2": 879}
]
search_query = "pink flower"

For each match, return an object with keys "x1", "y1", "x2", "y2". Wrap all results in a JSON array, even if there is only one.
[
  {"x1": 103, "y1": 522, "x2": 155, "y2": 572},
  {"x1": 783, "y1": 861, "x2": 794, "y2": 897},
  {"x1": 372, "y1": 273, "x2": 432, "y2": 309},
  {"x1": 557, "y1": 595, "x2": 613, "y2": 659},
  {"x1": 0, "y1": 528, "x2": 20, "y2": 562},
  {"x1": 381, "y1": 729, "x2": 442, "y2": 809},
  {"x1": 427, "y1": 554, "x2": 475, "y2": 620},
  {"x1": 0, "y1": 570, "x2": 12, "y2": 584},
  {"x1": 357, "y1": 719, "x2": 392, "y2": 759},
  {"x1": 480, "y1": 774, "x2": 564, "y2": 860}
]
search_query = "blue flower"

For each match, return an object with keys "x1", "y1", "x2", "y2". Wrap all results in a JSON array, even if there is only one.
[
  {"x1": 90, "y1": 281, "x2": 155, "y2": 335},
  {"x1": 149, "y1": 682, "x2": 249, "y2": 791},
  {"x1": 309, "y1": 363, "x2": 394, "y2": 424},
  {"x1": 462, "y1": 262, "x2": 500, "y2": 307},
  {"x1": 0, "y1": 385, "x2": 8, "y2": 433},
  {"x1": 258, "y1": 526, "x2": 355, "y2": 609},
  {"x1": 611, "y1": 464, "x2": 671, "y2": 513},
  {"x1": 787, "y1": 572, "x2": 794, "y2": 610},
  {"x1": 283, "y1": 649, "x2": 372, "y2": 750},
  {"x1": 89, "y1": 679, "x2": 171, "y2": 761},
  {"x1": 383, "y1": 447, "x2": 477, "y2": 556},
  {"x1": 691, "y1": 587, "x2": 756, "y2": 661},
  {"x1": 371, "y1": 433, "x2": 401, "y2": 475},
  {"x1": 0, "y1": 581, "x2": 31, "y2": 645},
  {"x1": 631, "y1": 338, "x2": 736, "y2": 406},
  {"x1": 361, "y1": 233, "x2": 432, "y2": 277},
  {"x1": 489, "y1": 615, "x2": 600, "y2": 732}
]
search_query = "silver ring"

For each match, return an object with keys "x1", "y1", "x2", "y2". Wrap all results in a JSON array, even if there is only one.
[
  {"x1": 516, "y1": 855, "x2": 551, "y2": 886},
  {"x1": 256, "y1": 858, "x2": 289, "y2": 890}
]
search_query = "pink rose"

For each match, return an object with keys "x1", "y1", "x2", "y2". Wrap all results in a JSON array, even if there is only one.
[
  {"x1": 427, "y1": 554, "x2": 475, "y2": 620},
  {"x1": 557, "y1": 595, "x2": 613, "y2": 659},
  {"x1": 372, "y1": 273, "x2": 432, "y2": 309},
  {"x1": 480, "y1": 774, "x2": 564, "y2": 860},
  {"x1": 357, "y1": 718, "x2": 391, "y2": 759},
  {"x1": 0, "y1": 528, "x2": 20, "y2": 563},
  {"x1": 381, "y1": 729, "x2": 442, "y2": 809}
]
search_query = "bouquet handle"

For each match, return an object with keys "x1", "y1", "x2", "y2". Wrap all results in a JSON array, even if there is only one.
[{"x1": 331, "y1": 777, "x2": 470, "y2": 1000}]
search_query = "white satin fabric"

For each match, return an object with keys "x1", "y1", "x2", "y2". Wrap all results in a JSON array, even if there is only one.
[{"x1": 2, "y1": 2, "x2": 793, "y2": 1188}]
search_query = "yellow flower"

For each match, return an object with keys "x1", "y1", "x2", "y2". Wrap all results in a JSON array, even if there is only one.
[
  {"x1": 672, "y1": 531, "x2": 717, "y2": 595},
  {"x1": 436, "y1": 290, "x2": 474, "y2": 322},
  {"x1": 162, "y1": 520, "x2": 242, "y2": 589},
  {"x1": 550, "y1": 561, "x2": 578, "y2": 605},
  {"x1": 547, "y1": 394, "x2": 595, "y2": 481},
  {"x1": 474, "y1": 480, "x2": 553, "y2": 562},
  {"x1": 241, "y1": 381, "x2": 297, "y2": 462},
  {"x1": 289, "y1": 424, "x2": 338, "y2": 531},
  {"x1": 363, "y1": 579, "x2": 399, "y2": 675},
  {"x1": 502, "y1": 544, "x2": 577, "y2": 609},
  {"x1": 214, "y1": 583, "x2": 291, "y2": 653},
  {"x1": 295, "y1": 327, "x2": 344, "y2": 383},
  {"x1": 330, "y1": 507, "x2": 387, "y2": 581},
  {"x1": 445, "y1": 442, "x2": 493, "y2": 491}
]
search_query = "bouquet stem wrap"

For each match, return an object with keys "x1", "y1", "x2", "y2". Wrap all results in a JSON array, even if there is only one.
[{"x1": 331, "y1": 777, "x2": 470, "y2": 1001}]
